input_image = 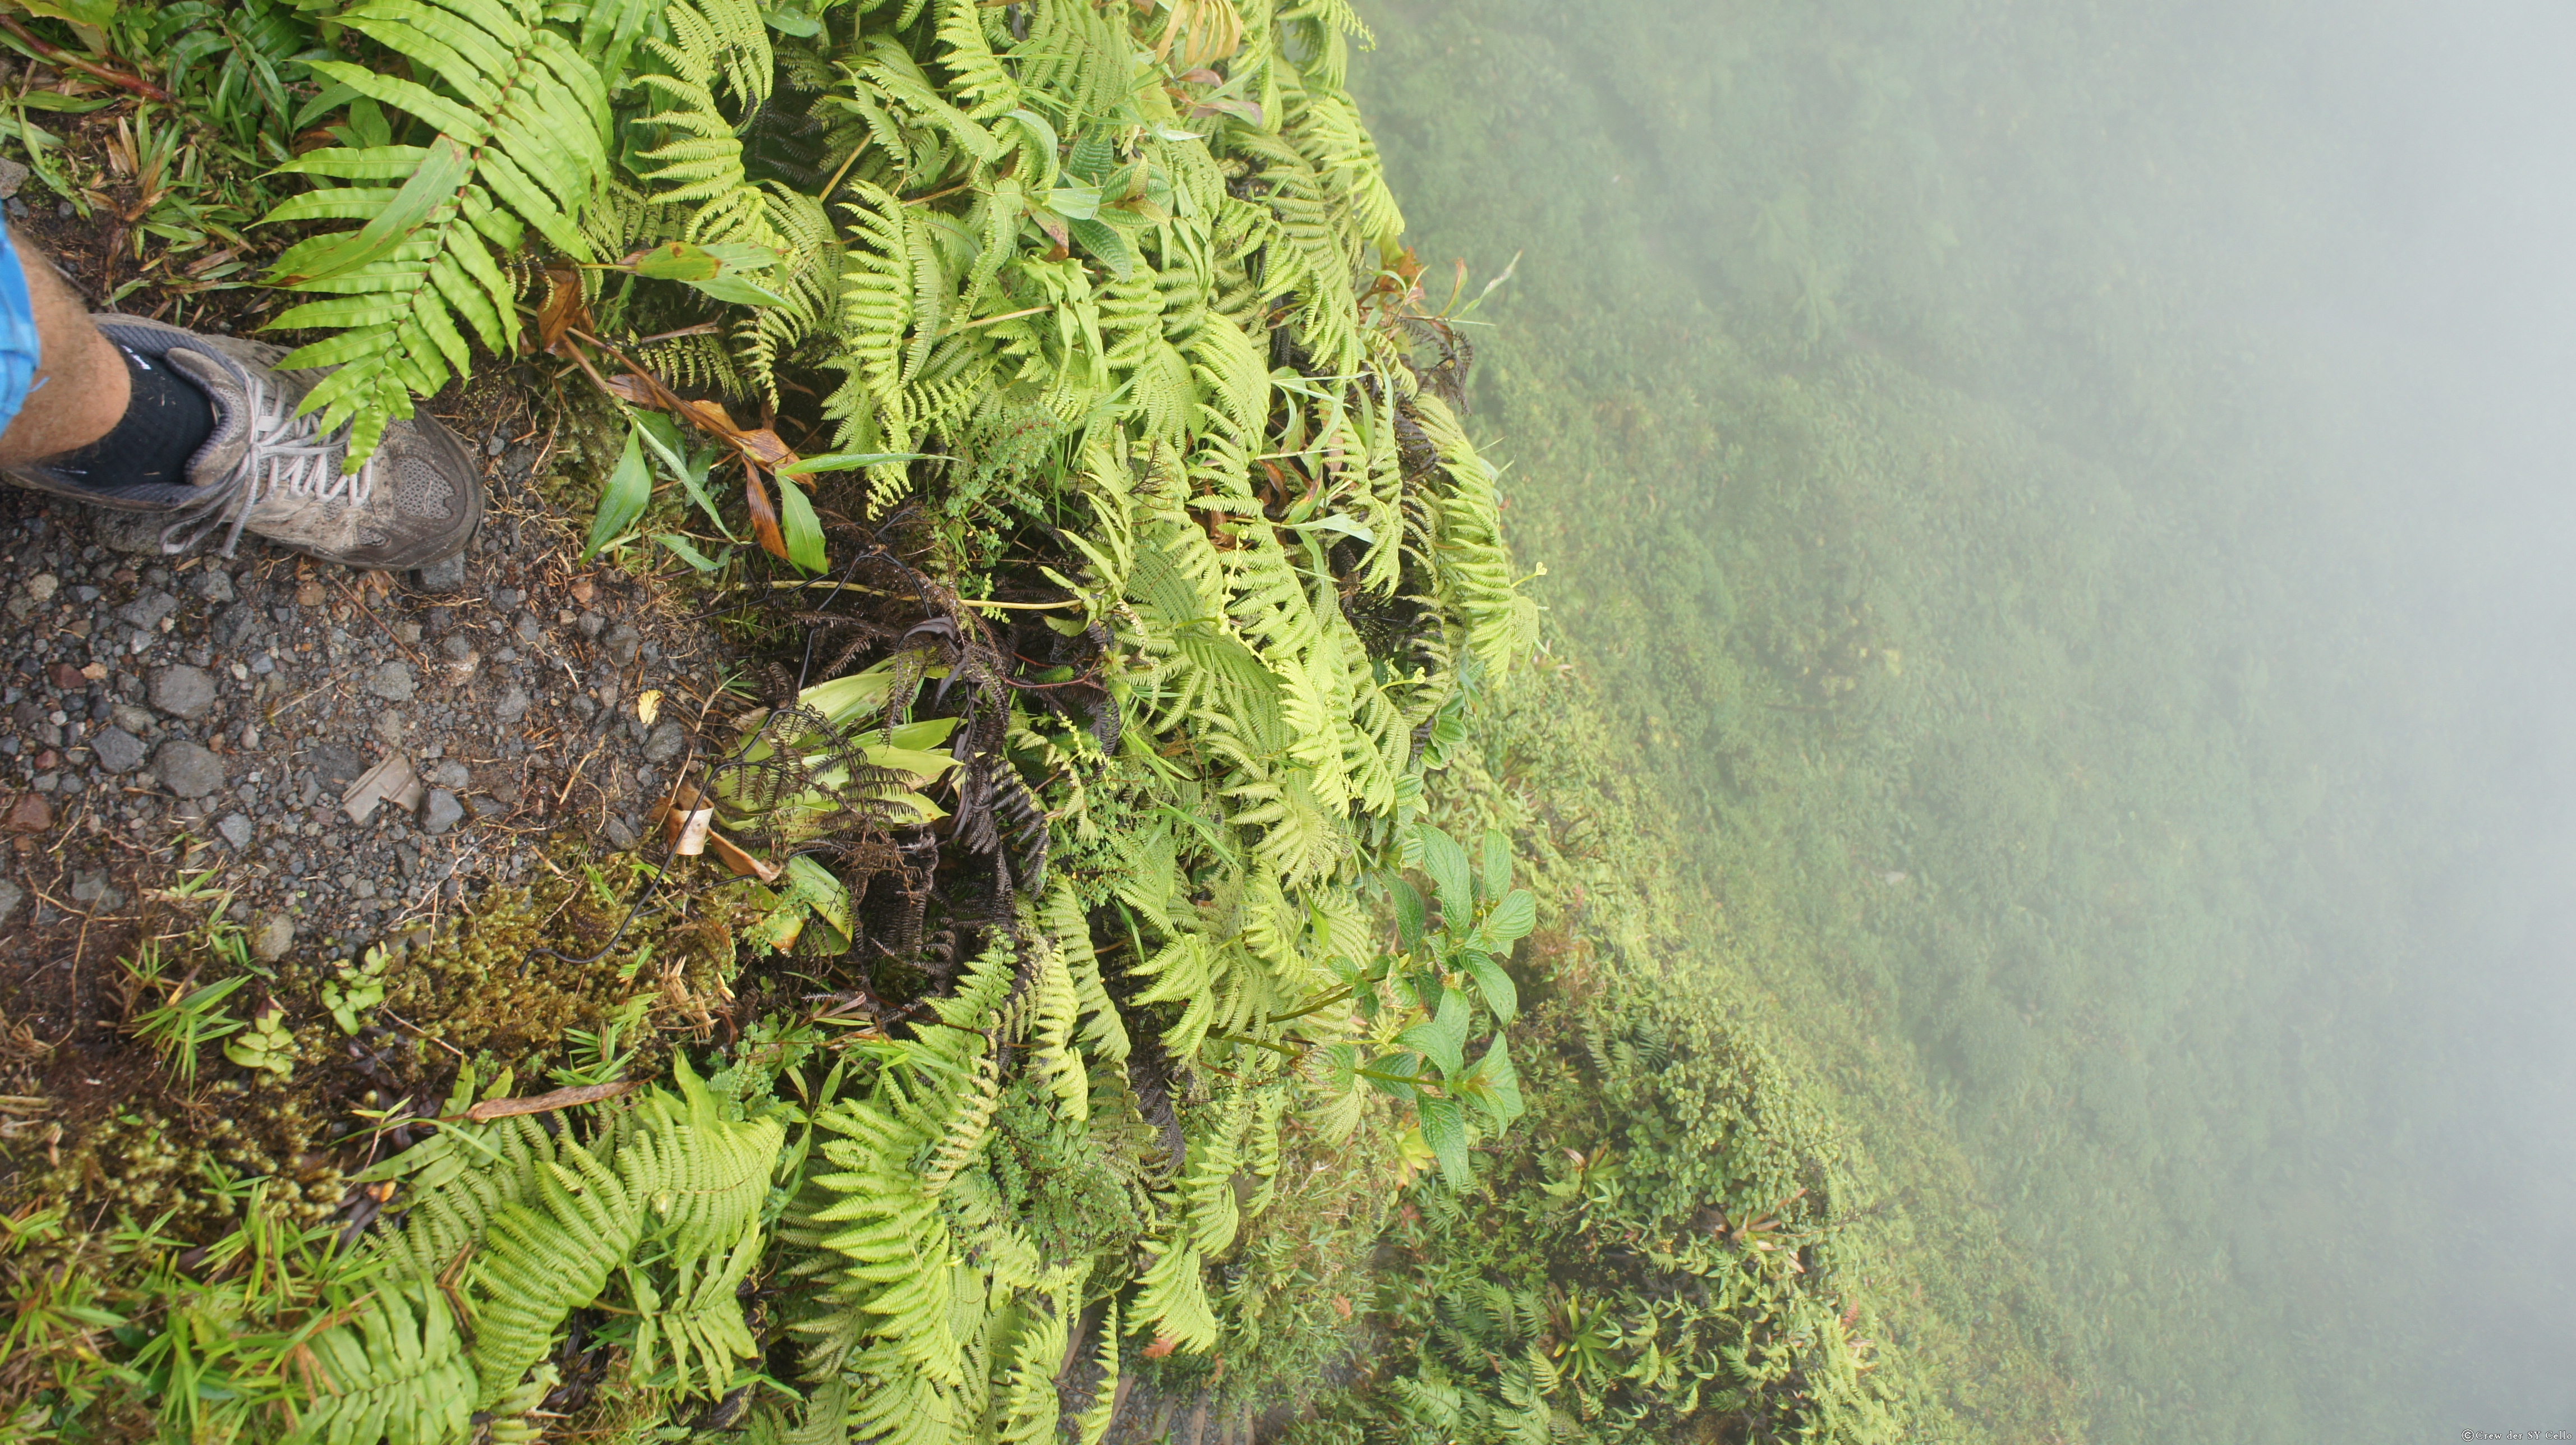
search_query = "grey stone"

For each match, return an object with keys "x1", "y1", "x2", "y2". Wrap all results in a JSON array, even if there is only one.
[
  {"x1": 114, "y1": 591, "x2": 178, "y2": 630},
  {"x1": 111, "y1": 702, "x2": 153, "y2": 735},
  {"x1": 440, "y1": 635, "x2": 477, "y2": 662},
  {"x1": 371, "y1": 710, "x2": 408, "y2": 748},
  {"x1": 604, "y1": 623, "x2": 643, "y2": 665},
  {"x1": 429, "y1": 759, "x2": 472, "y2": 790},
  {"x1": 153, "y1": 740, "x2": 227, "y2": 799},
  {"x1": 0, "y1": 158, "x2": 26, "y2": 201},
  {"x1": 578, "y1": 610, "x2": 606, "y2": 639},
  {"x1": 367, "y1": 661, "x2": 416, "y2": 702},
  {"x1": 188, "y1": 569, "x2": 236, "y2": 604},
  {"x1": 217, "y1": 812, "x2": 252, "y2": 849},
  {"x1": 414, "y1": 552, "x2": 467, "y2": 593},
  {"x1": 69, "y1": 870, "x2": 125, "y2": 911},
  {"x1": 251, "y1": 913, "x2": 294, "y2": 963},
  {"x1": 312, "y1": 743, "x2": 365, "y2": 786},
  {"x1": 93, "y1": 515, "x2": 163, "y2": 556},
  {"x1": 494, "y1": 685, "x2": 531, "y2": 724},
  {"x1": 91, "y1": 725, "x2": 147, "y2": 774},
  {"x1": 148, "y1": 664, "x2": 219, "y2": 720},
  {"x1": 0, "y1": 878, "x2": 21, "y2": 926},
  {"x1": 214, "y1": 601, "x2": 264, "y2": 648},
  {"x1": 602, "y1": 814, "x2": 641, "y2": 850},
  {"x1": 642, "y1": 720, "x2": 688, "y2": 765},
  {"x1": 420, "y1": 789, "x2": 465, "y2": 835},
  {"x1": 513, "y1": 613, "x2": 544, "y2": 646}
]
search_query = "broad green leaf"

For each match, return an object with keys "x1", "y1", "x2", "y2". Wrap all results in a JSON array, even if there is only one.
[
  {"x1": 1461, "y1": 950, "x2": 1517, "y2": 1024},
  {"x1": 772, "y1": 474, "x2": 827, "y2": 573},
  {"x1": 1462, "y1": 1036, "x2": 1525, "y2": 1127},
  {"x1": 1045, "y1": 182, "x2": 1102, "y2": 220},
  {"x1": 1479, "y1": 828, "x2": 1512, "y2": 900},
  {"x1": 783, "y1": 853, "x2": 854, "y2": 954},
  {"x1": 1415, "y1": 824, "x2": 1474, "y2": 936},
  {"x1": 774, "y1": 452, "x2": 923, "y2": 476},
  {"x1": 581, "y1": 424, "x2": 650, "y2": 562},
  {"x1": 655, "y1": 533, "x2": 724, "y2": 572},
  {"x1": 1069, "y1": 216, "x2": 1135, "y2": 279},
  {"x1": 792, "y1": 662, "x2": 900, "y2": 728},
  {"x1": 1482, "y1": 889, "x2": 1537, "y2": 947},
  {"x1": 12, "y1": 0, "x2": 118, "y2": 27},
  {"x1": 1386, "y1": 873, "x2": 1427, "y2": 954},
  {"x1": 1418, "y1": 1096, "x2": 1472, "y2": 1190},
  {"x1": 1364, "y1": 1050, "x2": 1425, "y2": 1101},
  {"x1": 628, "y1": 241, "x2": 788, "y2": 303},
  {"x1": 763, "y1": 3, "x2": 821, "y2": 35},
  {"x1": 632, "y1": 414, "x2": 734, "y2": 539},
  {"x1": 633, "y1": 407, "x2": 686, "y2": 455},
  {"x1": 884, "y1": 717, "x2": 962, "y2": 751},
  {"x1": 1293, "y1": 513, "x2": 1374, "y2": 545},
  {"x1": 1396, "y1": 987, "x2": 1469, "y2": 1078},
  {"x1": 681, "y1": 271, "x2": 789, "y2": 307},
  {"x1": 850, "y1": 745, "x2": 960, "y2": 785}
]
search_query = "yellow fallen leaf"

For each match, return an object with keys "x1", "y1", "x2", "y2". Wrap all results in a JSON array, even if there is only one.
[{"x1": 637, "y1": 689, "x2": 662, "y2": 726}]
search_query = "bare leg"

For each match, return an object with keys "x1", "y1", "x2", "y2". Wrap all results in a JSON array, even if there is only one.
[{"x1": 0, "y1": 242, "x2": 127, "y2": 466}]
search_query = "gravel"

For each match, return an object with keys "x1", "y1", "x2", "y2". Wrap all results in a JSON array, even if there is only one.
[{"x1": 0, "y1": 458, "x2": 724, "y2": 972}]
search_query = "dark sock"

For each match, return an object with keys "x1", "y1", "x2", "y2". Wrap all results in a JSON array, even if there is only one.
[{"x1": 47, "y1": 344, "x2": 217, "y2": 489}]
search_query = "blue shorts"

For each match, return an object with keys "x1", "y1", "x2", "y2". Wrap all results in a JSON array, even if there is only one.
[{"x1": 0, "y1": 221, "x2": 39, "y2": 438}]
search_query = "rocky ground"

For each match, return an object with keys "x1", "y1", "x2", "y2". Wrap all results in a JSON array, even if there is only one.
[{"x1": 0, "y1": 396, "x2": 729, "y2": 1049}]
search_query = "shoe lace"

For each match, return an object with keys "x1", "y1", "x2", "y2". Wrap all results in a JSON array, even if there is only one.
[{"x1": 160, "y1": 365, "x2": 373, "y2": 558}]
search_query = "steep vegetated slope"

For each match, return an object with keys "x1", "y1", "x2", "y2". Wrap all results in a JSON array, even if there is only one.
[
  {"x1": 1356, "y1": 4, "x2": 2453, "y2": 1442},
  {"x1": 0, "y1": 2, "x2": 1967, "y2": 1444}
]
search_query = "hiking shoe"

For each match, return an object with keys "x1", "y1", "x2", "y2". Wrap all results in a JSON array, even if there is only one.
[{"x1": 4, "y1": 315, "x2": 481, "y2": 571}]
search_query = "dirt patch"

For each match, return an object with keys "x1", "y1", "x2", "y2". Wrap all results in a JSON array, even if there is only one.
[{"x1": 0, "y1": 369, "x2": 730, "y2": 1070}]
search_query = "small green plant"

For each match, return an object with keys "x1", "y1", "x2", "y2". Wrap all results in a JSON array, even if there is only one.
[
  {"x1": 122, "y1": 940, "x2": 247, "y2": 1088},
  {"x1": 1344, "y1": 822, "x2": 1539, "y2": 1188},
  {"x1": 319, "y1": 946, "x2": 392, "y2": 1034},
  {"x1": 220, "y1": 1001, "x2": 295, "y2": 1081}
]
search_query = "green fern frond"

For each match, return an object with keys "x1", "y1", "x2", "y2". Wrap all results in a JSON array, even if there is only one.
[
  {"x1": 932, "y1": 0, "x2": 1019, "y2": 121},
  {"x1": 260, "y1": 0, "x2": 609, "y2": 464},
  {"x1": 283, "y1": 1283, "x2": 475, "y2": 1445}
]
